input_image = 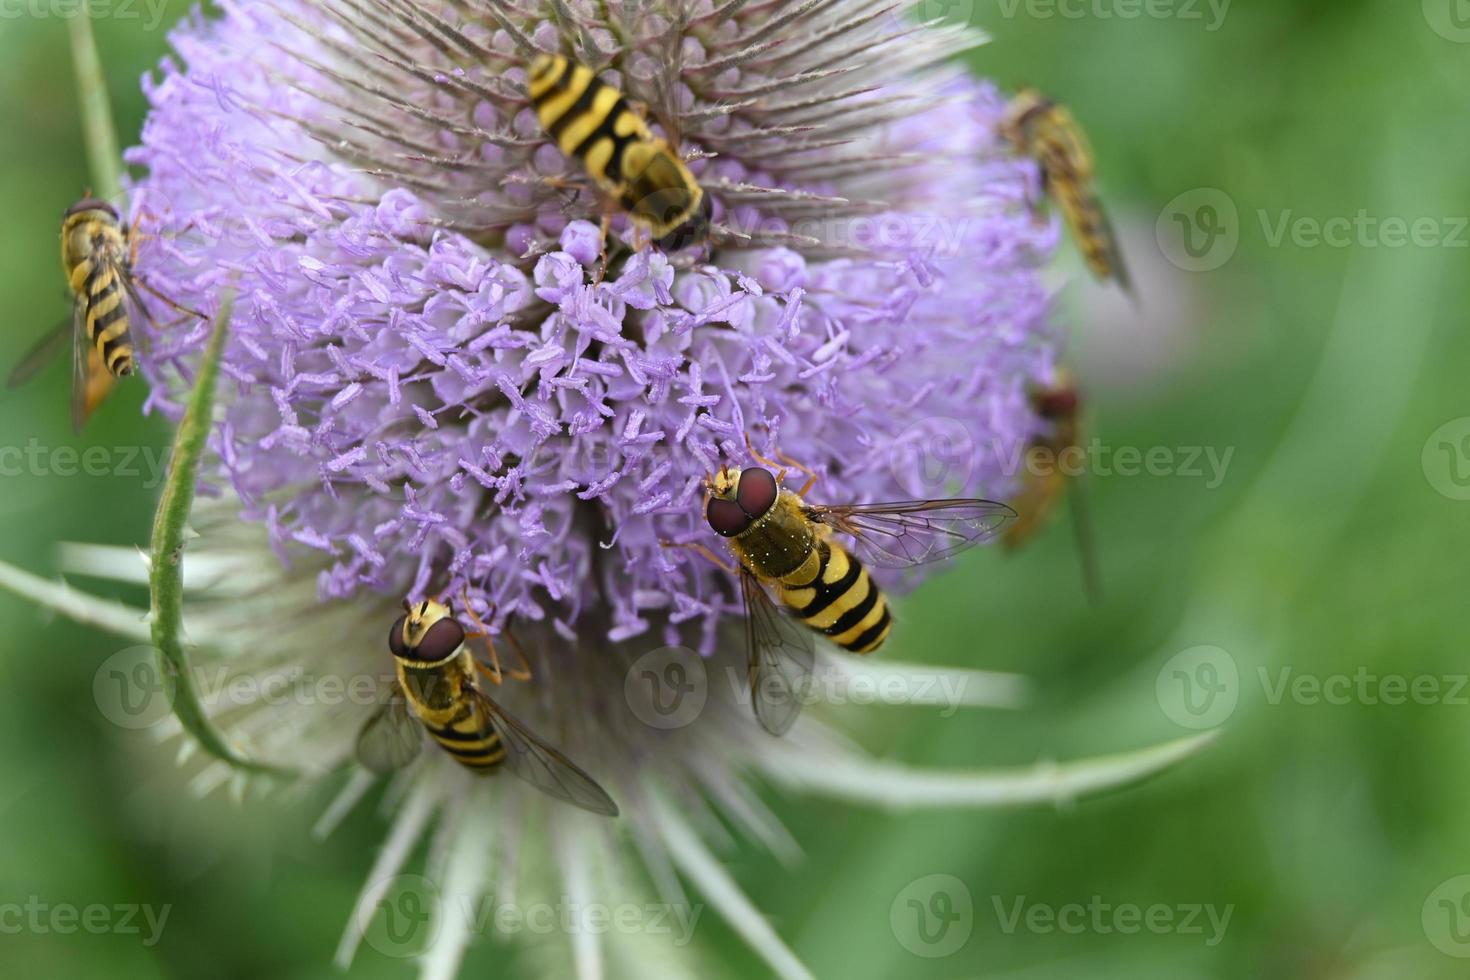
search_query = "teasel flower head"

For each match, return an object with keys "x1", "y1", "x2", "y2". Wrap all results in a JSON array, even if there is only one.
[{"x1": 0, "y1": 1, "x2": 1213, "y2": 977}]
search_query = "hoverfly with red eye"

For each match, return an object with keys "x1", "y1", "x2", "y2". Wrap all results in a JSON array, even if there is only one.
[
  {"x1": 700, "y1": 448, "x2": 1016, "y2": 736},
  {"x1": 1004, "y1": 370, "x2": 1103, "y2": 603},
  {"x1": 355, "y1": 598, "x2": 619, "y2": 816}
]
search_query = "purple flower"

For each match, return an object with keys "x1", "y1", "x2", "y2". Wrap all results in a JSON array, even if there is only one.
[{"x1": 129, "y1": 0, "x2": 1057, "y2": 647}]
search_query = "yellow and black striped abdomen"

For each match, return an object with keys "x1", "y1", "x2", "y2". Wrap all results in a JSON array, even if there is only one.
[
  {"x1": 425, "y1": 704, "x2": 507, "y2": 772},
  {"x1": 400, "y1": 659, "x2": 507, "y2": 773},
  {"x1": 63, "y1": 215, "x2": 135, "y2": 378},
  {"x1": 82, "y1": 261, "x2": 134, "y2": 378},
  {"x1": 776, "y1": 539, "x2": 893, "y2": 654},
  {"x1": 528, "y1": 54, "x2": 652, "y2": 190}
]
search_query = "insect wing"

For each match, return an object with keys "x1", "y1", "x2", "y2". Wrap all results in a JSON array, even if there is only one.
[
  {"x1": 805, "y1": 499, "x2": 1016, "y2": 569},
  {"x1": 70, "y1": 298, "x2": 118, "y2": 433},
  {"x1": 7, "y1": 318, "x2": 69, "y2": 389},
  {"x1": 742, "y1": 568, "x2": 815, "y2": 737},
  {"x1": 355, "y1": 686, "x2": 424, "y2": 774},
  {"x1": 476, "y1": 691, "x2": 619, "y2": 817}
]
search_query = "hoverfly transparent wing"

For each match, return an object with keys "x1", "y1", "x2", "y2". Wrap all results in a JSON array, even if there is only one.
[
  {"x1": 70, "y1": 297, "x2": 116, "y2": 434},
  {"x1": 6, "y1": 318, "x2": 69, "y2": 389},
  {"x1": 475, "y1": 691, "x2": 620, "y2": 816},
  {"x1": 742, "y1": 567, "x2": 816, "y2": 737},
  {"x1": 355, "y1": 685, "x2": 424, "y2": 774},
  {"x1": 803, "y1": 499, "x2": 1017, "y2": 570}
]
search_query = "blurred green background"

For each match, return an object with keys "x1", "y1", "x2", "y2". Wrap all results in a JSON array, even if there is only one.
[{"x1": 2, "y1": 1, "x2": 1468, "y2": 977}]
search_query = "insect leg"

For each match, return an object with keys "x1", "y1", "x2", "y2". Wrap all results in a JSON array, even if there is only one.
[
  {"x1": 132, "y1": 274, "x2": 208, "y2": 321},
  {"x1": 459, "y1": 589, "x2": 534, "y2": 685},
  {"x1": 742, "y1": 432, "x2": 787, "y2": 484},
  {"x1": 659, "y1": 539, "x2": 737, "y2": 575},
  {"x1": 775, "y1": 448, "x2": 819, "y2": 497}
]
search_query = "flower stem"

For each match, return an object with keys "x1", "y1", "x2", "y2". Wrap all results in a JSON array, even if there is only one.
[
  {"x1": 67, "y1": 13, "x2": 123, "y2": 201},
  {"x1": 149, "y1": 293, "x2": 297, "y2": 780}
]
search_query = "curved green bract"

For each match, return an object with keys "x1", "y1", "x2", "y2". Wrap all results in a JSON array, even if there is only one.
[{"x1": 148, "y1": 294, "x2": 298, "y2": 780}]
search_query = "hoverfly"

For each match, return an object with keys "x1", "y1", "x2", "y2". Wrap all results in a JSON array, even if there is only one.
[
  {"x1": 701, "y1": 448, "x2": 1015, "y2": 735},
  {"x1": 526, "y1": 54, "x2": 711, "y2": 251},
  {"x1": 356, "y1": 598, "x2": 619, "y2": 816},
  {"x1": 1004, "y1": 371, "x2": 1102, "y2": 602},
  {"x1": 9, "y1": 199, "x2": 145, "y2": 430},
  {"x1": 1001, "y1": 89, "x2": 1132, "y2": 294}
]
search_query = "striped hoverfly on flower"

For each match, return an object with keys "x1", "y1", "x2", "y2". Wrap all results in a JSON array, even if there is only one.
[
  {"x1": 1001, "y1": 89, "x2": 1132, "y2": 294},
  {"x1": 1004, "y1": 370, "x2": 1103, "y2": 602},
  {"x1": 526, "y1": 53, "x2": 711, "y2": 252},
  {"x1": 697, "y1": 446, "x2": 1015, "y2": 735},
  {"x1": 7, "y1": 197, "x2": 199, "y2": 431},
  {"x1": 356, "y1": 598, "x2": 619, "y2": 816}
]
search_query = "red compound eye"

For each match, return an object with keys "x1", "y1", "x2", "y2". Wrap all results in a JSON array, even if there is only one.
[
  {"x1": 735, "y1": 466, "x2": 778, "y2": 518},
  {"x1": 387, "y1": 614, "x2": 409, "y2": 657},
  {"x1": 414, "y1": 617, "x2": 466, "y2": 662},
  {"x1": 707, "y1": 496, "x2": 752, "y2": 537}
]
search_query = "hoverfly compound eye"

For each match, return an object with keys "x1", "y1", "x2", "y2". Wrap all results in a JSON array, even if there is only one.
[
  {"x1": 706, "y1": 496, "x2": 752, "y2": 537},
  {"x1": 65, "y1": 197, "x2": 117, "y2": 218},
  {"x1": 735, "y1": 467, "x2": 779, "y2": 518},
  {"x1": 387, "y1": 615, "x2": 409, "y2": 657},
  {"x1": 416, "y1": 617, "x2": 467, "y2": 662}
]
